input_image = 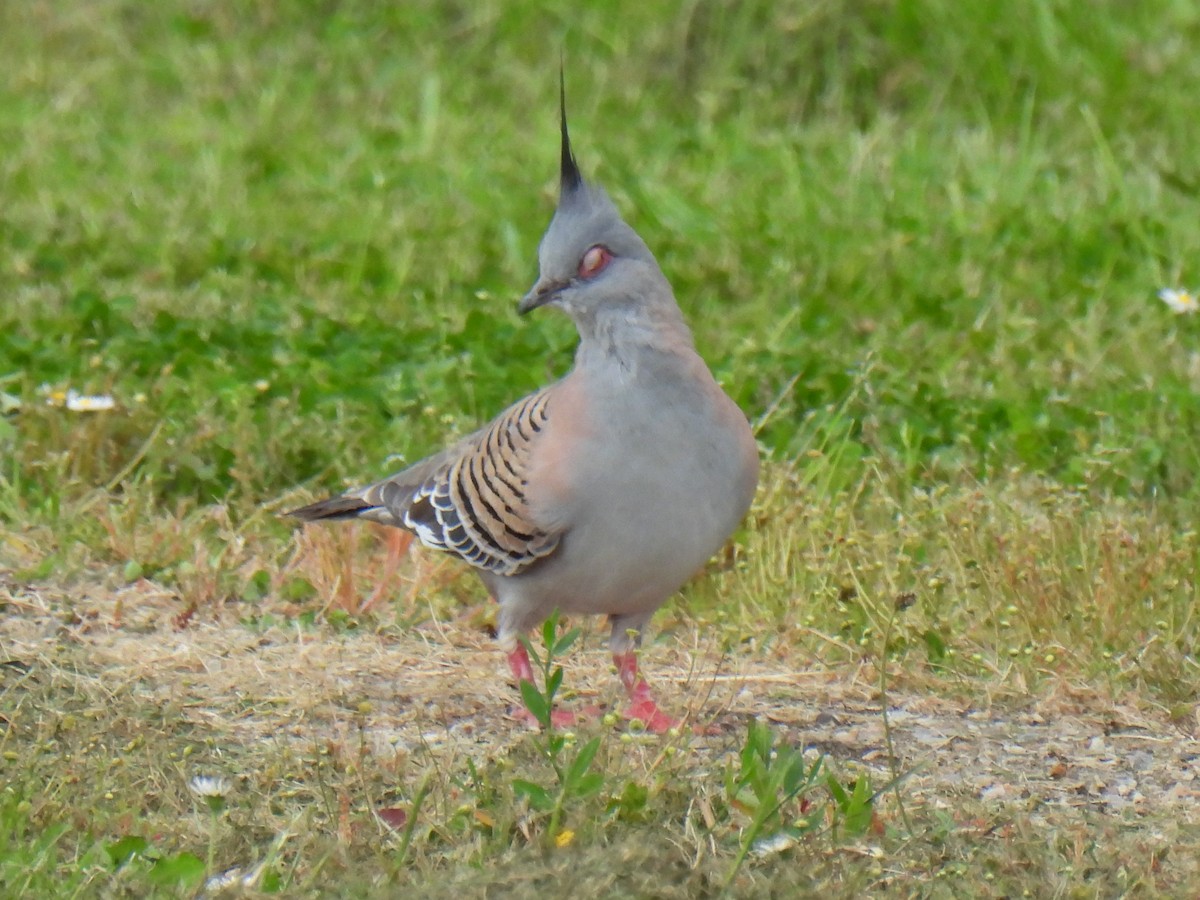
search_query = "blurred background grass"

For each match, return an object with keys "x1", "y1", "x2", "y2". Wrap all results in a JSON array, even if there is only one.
[{"x1": 3, "y1": 0, "x2": 1200, "y2": 522}]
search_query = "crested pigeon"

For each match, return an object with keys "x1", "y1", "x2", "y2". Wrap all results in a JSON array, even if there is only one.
[{"x1": 287, "y1": 82, "x2": 759, "y2": 733}]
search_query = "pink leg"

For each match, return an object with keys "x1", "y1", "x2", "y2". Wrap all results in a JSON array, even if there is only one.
[
  {"x1": 506, "y1": 643, "x2": 580, "y2": 729},
  {"x1": 507, "y1": 642, "x2": 537, "y2": 684},
  {"x1": 614, "y1": 651, "x2": 680, "y2": 734}
]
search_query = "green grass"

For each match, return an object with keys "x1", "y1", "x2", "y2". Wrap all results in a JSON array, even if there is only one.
[{"x1": 4, "y1": 0, "x2": 1200, "y2": 895}]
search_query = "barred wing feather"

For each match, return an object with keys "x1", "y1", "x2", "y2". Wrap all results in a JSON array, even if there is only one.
[{"x1": 356, "y1": 389, "x2": 560, "y2": 576}]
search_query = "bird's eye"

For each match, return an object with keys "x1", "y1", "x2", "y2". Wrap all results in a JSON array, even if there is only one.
[{"x1": 578, "y1": 245, "x2": 613, "y2": 279}]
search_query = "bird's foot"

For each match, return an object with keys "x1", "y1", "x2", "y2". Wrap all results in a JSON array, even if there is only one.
[
  {"x1": 622, "y1": 697, "x2": 681, "y2": 734},
  {"x1": 511, "y1": 701, "x2": 606, "y2": 730},
  {"x1": 506, "y1": 643, "x2": 610, "y2": 729},
  {"x1": 510, "y1": 704, "x2": 584, "y2": 730},
  {"x1": 506, "y1": 642, "x2": 604, "y2": 729},
  {"x1": 506, "y1": 643, "x2": 538, "y2": 685},
  {"x1": 613, "y1": 650, "x2": 684, "y2": 735}
]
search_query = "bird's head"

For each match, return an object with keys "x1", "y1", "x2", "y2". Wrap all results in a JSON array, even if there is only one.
[{"x1": 519, "y1": 77, "x2": 672, "y2": 332}]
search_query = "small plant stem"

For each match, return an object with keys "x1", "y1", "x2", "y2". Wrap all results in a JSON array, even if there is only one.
[{"x1": 397, "y1": 776, "x2": 433, "y2": 866}]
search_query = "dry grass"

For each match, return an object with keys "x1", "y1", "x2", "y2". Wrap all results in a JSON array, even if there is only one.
[{"x1": 5, "y1": 464, "x2": 1200, "y2": 894}]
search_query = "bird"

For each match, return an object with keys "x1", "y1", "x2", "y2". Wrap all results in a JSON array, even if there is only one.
[{"x1": 287, "y1": 79, "x2": 759, "y2": 733}]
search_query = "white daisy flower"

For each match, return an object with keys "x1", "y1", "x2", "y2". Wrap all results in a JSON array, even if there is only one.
[
  {"x1": 1159, "y1": 288, "x2": 1199, "y2": 314},
  {"x1": 189, "y1": 774, "x2": 231, "y2": 798},
  {"x1": 64, "y1": 390, "x2": 116, "y2": 412},
  {"x1": 190, "y1": 774, "x2": 231, "y2": 814},
  {"x1": 43, "y1": 387, "x2": 117, "y2": 411}
]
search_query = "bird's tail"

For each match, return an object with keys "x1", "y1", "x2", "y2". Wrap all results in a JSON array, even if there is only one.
[{"x1": 285, "y1": 495, "x2": 375, "y2": 522}]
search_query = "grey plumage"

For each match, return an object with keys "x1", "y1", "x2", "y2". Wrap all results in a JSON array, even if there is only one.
[{"x1": 288, "y1": 79, "x2": 758, "y2": 730}]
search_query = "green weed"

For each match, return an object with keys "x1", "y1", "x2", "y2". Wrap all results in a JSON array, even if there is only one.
[{"x1": 513, "y1": 613, "x2": 605, "y2": 847}]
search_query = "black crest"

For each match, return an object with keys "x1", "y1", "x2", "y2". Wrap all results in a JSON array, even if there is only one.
[{"x1": 559, "y1": 68, "x2": 584, "y2": 199}]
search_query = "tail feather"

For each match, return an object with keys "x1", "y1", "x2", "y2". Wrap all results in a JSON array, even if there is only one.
[{"x1": 286, "y1": 495, "x2": 376, "y2": 522}]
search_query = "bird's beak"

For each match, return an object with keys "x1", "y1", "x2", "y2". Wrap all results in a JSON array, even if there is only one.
[{"x1": 518, "y1": 277, "x2": 568, "y2": 315}]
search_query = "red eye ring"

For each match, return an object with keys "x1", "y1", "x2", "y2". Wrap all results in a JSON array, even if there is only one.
[{"x1": 578, "y1": 245, "x2": 613, "y2": 279}]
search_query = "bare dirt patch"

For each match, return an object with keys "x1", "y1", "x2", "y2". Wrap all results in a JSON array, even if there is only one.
[{"x1": 5, "y1": 574, "x2": 1199, "y2": 839}]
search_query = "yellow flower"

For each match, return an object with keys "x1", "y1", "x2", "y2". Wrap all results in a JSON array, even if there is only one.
[{"x1": 554, "y1": 829, "x2": 575, "y2": 848}]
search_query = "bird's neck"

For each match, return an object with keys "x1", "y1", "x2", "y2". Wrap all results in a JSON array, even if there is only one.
[{"x1": 574, "y1": 305, "x2": 698, "y2": 379}]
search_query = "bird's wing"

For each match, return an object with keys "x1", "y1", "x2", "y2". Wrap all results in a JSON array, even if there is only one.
[{"x1": 288, "y1": 387, "x2": 562, "y2": 576}]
